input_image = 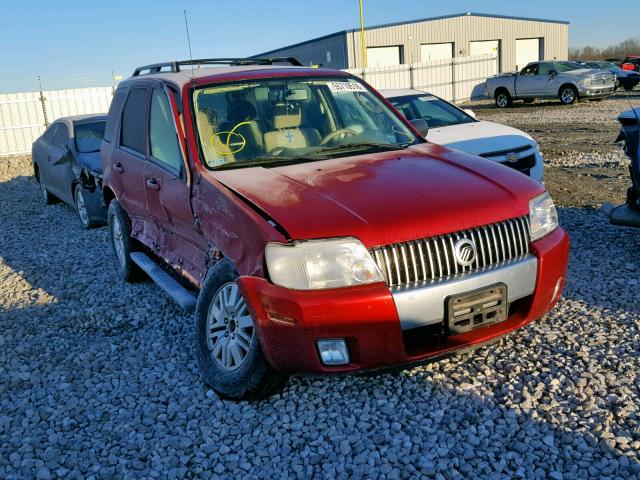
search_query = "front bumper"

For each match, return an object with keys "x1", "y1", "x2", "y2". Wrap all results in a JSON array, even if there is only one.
[
  {"x1": 238, "y1": 227, "x2": 569, "y2": 375},
  {"x1": 578, "y1": 85, "x2": 615, "y2": 97}
]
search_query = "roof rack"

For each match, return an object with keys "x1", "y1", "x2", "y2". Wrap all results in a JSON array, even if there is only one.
[{"x1": 132, "y1": 57, "x2": 303, "y2": 77}]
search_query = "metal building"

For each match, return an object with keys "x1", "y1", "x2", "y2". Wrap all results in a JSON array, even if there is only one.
[{"x1": 255, "y1": 12, "x2": 569, "y2": 73}]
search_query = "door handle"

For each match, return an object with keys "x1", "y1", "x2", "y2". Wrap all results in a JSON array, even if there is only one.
[
  {"x1": 146, "y1": 178, "x2": 160, "y2": 191},
  {"x1": 113, "y1": 162, "x2": 124, "y2": 173},
  {"x1": 47, "y1": 155, "x2": 51, "y2": 162}
]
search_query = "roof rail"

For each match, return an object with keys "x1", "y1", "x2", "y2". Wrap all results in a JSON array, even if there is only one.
[{"x1": 132, "y1": 57, "x2": 303, "y2": 77}]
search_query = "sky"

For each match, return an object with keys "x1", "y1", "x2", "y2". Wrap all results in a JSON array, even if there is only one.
[{"x1": 1, "y1": 0, "x2": 638, "y2": 93}]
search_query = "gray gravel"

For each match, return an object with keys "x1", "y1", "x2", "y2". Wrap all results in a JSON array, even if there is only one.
[{"x1": 1, "y1": 153, "x2": 640, "y2": 479}]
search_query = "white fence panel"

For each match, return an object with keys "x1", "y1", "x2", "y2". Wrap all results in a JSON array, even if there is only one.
[
  {"x1": 0, "y1": 86, "x2": 113, "y2": 157},
  {"x1": 346, "y1": 54, "x2": 496, "y2": 103}
]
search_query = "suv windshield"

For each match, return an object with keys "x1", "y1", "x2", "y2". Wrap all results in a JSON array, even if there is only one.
[
  {"x1": 389, "y1": 94, "x2": 475, "y2": 129},
  {"x1": 192, "y1": 76, "x2": 420, "y2": 169}
]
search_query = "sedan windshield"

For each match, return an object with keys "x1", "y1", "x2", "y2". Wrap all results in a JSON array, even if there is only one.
[
  {"x1": 388, "y1": 94, "x2": 475, "y2": 129},
  {"x1": 74, "y1": 121, "x2": 106, "y2": 153},
  {"x1": 192, "y1": 77, "x2": 420, "y2": 170}
]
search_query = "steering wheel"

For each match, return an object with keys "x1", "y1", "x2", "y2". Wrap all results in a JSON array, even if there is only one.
[{"x1": 320, "y1": 128, "x2": 357, "y2": 146}]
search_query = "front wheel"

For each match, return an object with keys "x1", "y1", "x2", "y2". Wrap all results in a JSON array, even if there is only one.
[
  {"x1": 559, "y1": 86, "x2": 578, "y2": 105},
  {"x1": 75, "y1": 184, "x2": 94, "y2": 229},
  {"x1": 494, "y1": 90, "x2": 512, "y2": 108},
  {"x1": 195, "y1": 260, "x2": 288, "y2": 400}
]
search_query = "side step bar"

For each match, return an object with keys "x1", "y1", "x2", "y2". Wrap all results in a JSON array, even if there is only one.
[
  {"x1": 610, "y1": 204, "x2": 640, "y2": 228},
  {"x1": 130, "y1": 252, "x2": 197, "y2": 312}
]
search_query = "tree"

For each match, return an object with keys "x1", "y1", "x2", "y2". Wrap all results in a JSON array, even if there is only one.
[{"x1": 569, "y1": 38, "x2": 640, "y2": 60}]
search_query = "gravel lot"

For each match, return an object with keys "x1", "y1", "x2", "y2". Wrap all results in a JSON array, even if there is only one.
[{"x1": 1, "y1": 91, "x2": 640, "y2": 479}]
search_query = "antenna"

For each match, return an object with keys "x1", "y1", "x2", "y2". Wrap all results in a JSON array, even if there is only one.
[{"x1": 183, "y1": 10, "x2": 195, "y2": 79}]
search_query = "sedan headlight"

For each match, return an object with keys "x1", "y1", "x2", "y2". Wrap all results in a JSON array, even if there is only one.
[
  {"x1": 579, "y1": 78, "x2": 592, "y2": 86},
  {"x1": 529, "y1": 192, "x2": 558, "y2": 241},
  {"x1": 265, "y1": 238, "x2": 384, "y2": 290}
]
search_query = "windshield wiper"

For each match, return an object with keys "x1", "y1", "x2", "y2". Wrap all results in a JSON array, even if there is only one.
[
  {"x1": 214, "y1": 154, "x2": 329, "y2": 170},
  {"x1": 313, "y1": 142, "x2": 408, "y2": 155}
]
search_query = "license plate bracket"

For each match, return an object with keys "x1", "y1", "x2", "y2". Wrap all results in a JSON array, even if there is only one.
[{"x1": 446, "y1": 283, "x2": 508, "y2": 335}]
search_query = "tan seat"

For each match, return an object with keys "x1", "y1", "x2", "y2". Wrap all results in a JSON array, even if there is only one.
[
  {"x1": 194, "y1": 92, "x2": 235, "y2": 167},
  {"x1": 263, "y1": 104, "x2": 321, "y2": 153}
]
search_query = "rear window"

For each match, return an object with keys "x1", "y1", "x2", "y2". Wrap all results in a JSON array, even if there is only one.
[
  {"x1": 120, "y1": 88, "x2": 148, "y2": 154},
  {"x1": 104, "y1": 89, "x2": 127, "y2": 143},
  {"x1": 75, "y1": 121, "x2": 106, "y2": 153},
  {"x1": 53, "y1": 123, "x2": 69, "y2": 148}
]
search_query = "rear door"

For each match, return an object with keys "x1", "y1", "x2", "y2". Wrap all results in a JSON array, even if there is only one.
[
  {"x1": 48, "y1": 121, "x2": 74, "y2": 203},
  {"x1": 34, "y1": 123, "x2": 58, "y2": 188},
  {"x1": 112, "y1": 86, "x2": 149, "y2": 219},
  {"x1": 144, "y1": 86, "x2": 205, "y2": 282}
]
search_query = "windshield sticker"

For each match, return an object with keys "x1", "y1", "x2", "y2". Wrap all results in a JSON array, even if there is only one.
[{"x1": 327, "y1": 81, "x2": 367, "y2": 93}]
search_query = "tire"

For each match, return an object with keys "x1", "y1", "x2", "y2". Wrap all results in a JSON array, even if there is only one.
[
  {"x1": 107, "y1": 200, "x2": 143, "y2": 282},
  {"x1": 624, "y1": 84, "x2": 636, "y2": 92},
  {"x1": 494, "y1": 90, "x2": 513, "y2": 108},
  {"x1": 36, "y1": 169, "x2": 54, "y2": 205},
  {"x1": 559, "y1": 85, "x2": 578, "y2": 105},
  {"x1": 74, "y1": 184, "x2": 94, "y2": 229},
  {"x1": 195, "y1": 259, "x2": 288, "y2": 400}
]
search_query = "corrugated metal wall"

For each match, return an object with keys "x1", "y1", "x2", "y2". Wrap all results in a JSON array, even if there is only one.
[
  {"x1": 0, "y1": 87, "x2": 112, "y2": 156},
  {"x1": 346, "y1": 15, "x2": 568, "y2": 73},
  {"x1": 257, "y1": 33, "x2": 349, "y2": 68}
]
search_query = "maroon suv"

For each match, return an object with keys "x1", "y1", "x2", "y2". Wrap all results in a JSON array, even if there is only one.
[{"x1": 101, "y1": 58, "x2": 569, "y2": 400}]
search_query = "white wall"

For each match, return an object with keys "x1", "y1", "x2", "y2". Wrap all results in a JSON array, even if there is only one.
[{"x1": 0, "y1": 87, "x2": 113, "y2": 156}]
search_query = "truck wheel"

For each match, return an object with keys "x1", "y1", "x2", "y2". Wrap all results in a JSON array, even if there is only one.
[
  {"x1": 559, "y1": 85, "x2": 578, "y2": 105},
  {"x1": 108, "y1": 200, "x2": 142, "y2": 282},
  {"x1": 494, "y1": 90, "x2": 512, "y2": 108},
  {"x1": 74, "y1": 184, "x2": 94, "y2": 229},
  {"x1": 195, "y1": 259, "x2": 289, "y2": 400}
]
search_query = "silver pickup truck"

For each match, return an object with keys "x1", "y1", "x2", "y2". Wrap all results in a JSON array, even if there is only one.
[{"x1": 485, "y1": 61, "x2": 616, "y2": 108}]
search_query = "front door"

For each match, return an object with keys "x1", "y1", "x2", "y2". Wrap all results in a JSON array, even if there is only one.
[
  {"x1": 48, "y1": 121, "x2": 74, "y2": 204},
  {"x1": 144, "y1": 87, "x2": 205, "y2": 283},
  {"x1": 516, "y1": 64, "x2": 544, "y2": 96}
]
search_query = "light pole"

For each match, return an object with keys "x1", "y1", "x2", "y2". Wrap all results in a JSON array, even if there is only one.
[{"x1": 359, "y1": 0, "x2": 367, "y2": 68}]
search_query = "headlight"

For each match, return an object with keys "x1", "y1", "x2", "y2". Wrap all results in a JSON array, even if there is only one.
[
  {"x1": 265, "y1": 238, "x2": 384, "y2": 290},
  {"x1": 529, "y1": 192, "x2": 558, "y2": 241},
  {"x1": 579, "y1": 78, "x2": 591, "y2": 86}
]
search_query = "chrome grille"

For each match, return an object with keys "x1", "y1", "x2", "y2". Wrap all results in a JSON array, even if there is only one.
[{"x1": 371, "y1": 216, "x2": 531, "y2": 288}]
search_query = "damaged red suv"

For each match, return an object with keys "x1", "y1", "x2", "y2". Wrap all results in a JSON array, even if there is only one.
[{"x1": 101, "y1": 58, "x2": 569, "y2": 400}]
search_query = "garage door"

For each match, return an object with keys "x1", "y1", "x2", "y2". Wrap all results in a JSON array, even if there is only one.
[
  {"x1": 470, "y1": 40, "x2": 500, "y2": 71},
  {"x1": 367, "y1": 46, "x2": 402, "y2": 67},
  {"x1": 421, "y1": 43, "x2": 453, "y2": 62},
  {"x1": 516, "y1": 38, "x2": 541, "y2": 71}
]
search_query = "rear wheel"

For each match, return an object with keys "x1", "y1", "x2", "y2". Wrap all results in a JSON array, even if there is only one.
[
  {"x1": 494, "y1": 90, "x2": 512, "y2": 108},
  {"x1": 108, "y1": 200, "x2": 142, "y2": 282},
  {"x1": 195, "y1": 259, "x2": 288, "y2": 400},
  {"x1": 559, "y1": 85, "x2": 578, "y2": 105},
  {"x1": 624, "y1": 84, "x2": 636, "y2": 92},
  {"x1": 36, "y1": 168, "x2": 54, "y2": 205}
]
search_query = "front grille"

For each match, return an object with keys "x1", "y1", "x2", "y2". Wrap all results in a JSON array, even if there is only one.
[
  {"x1": 500, "y1": 154, "x2": 536, "y2": 174},
  {"x1": 371, "y1": 216, "x2": 531, "y2": 288}
]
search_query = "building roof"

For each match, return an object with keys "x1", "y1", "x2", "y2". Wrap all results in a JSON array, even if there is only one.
[{"x1": 255, "y1": 12, "x2": 570, "y2": 56}]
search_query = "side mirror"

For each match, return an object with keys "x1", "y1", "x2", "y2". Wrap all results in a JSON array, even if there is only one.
[
  {"x1": 409, "y1": 119, "x2": 429, "y2": 137},
  {"x1": 463, "y1": 109, "x2": 476, "y2": 119},
  {"x1": 549, "y1": 70, "x2": 558, "y2": 79}
]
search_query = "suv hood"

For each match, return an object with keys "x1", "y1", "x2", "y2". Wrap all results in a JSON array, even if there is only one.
[
  {"x1": 427, "y1": 121, "x2": 535, "y2": 156},
  {"x1": 212, "y1": 144, "x2": 544, "y2": 247}
]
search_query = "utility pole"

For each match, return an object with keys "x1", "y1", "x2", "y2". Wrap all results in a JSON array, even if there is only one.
[
  {"x1": 37, "y1": 76, "x2": 49, "y2": 128},
  {"x1": 359, "y1": 0, "x2": 367, "y2": 69}
]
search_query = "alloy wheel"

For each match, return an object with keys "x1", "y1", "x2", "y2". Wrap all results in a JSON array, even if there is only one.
[
  {"x1": 111, "y1": 215, "x2": 126, "y2": 270},
  {"x1": 76, "y1": 188, "x2": 89, "y2": 226},
  {"x1": 561, "y1": 88, "x2": 575, "y2": 104},
  {"x1": 206, "y1": 282, "x2": 254, "y2": 371}
]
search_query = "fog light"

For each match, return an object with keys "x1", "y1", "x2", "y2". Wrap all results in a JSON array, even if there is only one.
[
  {"x1": 317, "y1": 339, "x2": 350, "y2": 366},
  {"x1": 552, "y1": 276, "x2": 564, "y2": 302}
]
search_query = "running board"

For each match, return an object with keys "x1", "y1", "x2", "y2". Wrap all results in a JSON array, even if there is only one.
[
  {"x1": 130, "y1": 252, "x2": 197, "y2": 311},
  {"x1": 610, "y1": 204, "x2": 640, "y2": 228}
]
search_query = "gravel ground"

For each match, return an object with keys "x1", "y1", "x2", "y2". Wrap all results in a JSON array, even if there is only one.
[{"x1": 1, "y1": 91, "x2": 640, "y2": 479}]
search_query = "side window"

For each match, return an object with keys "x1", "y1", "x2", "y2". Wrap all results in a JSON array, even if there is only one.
[
  {"x1": 42, "y1": 124, "x2": 58, "y2": 143},
  {"x1": 149, "y1": 89, "x2": 182, "y2": 172},
  {"x1": 53, "y1": 124, "x2": 69, "y2": 148},
  {"x1": 521, "y1": 64, "x2": 538, "y2": 76},
  {"x1": 538, "y1": 63, "x2": 553, "y2": 75},
  {"x1": 104, "y1": 89, "x2": 127, "y2": 143},
  {"x1": 120, "y1": 87, "x2": 148, "y2": 154}
]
